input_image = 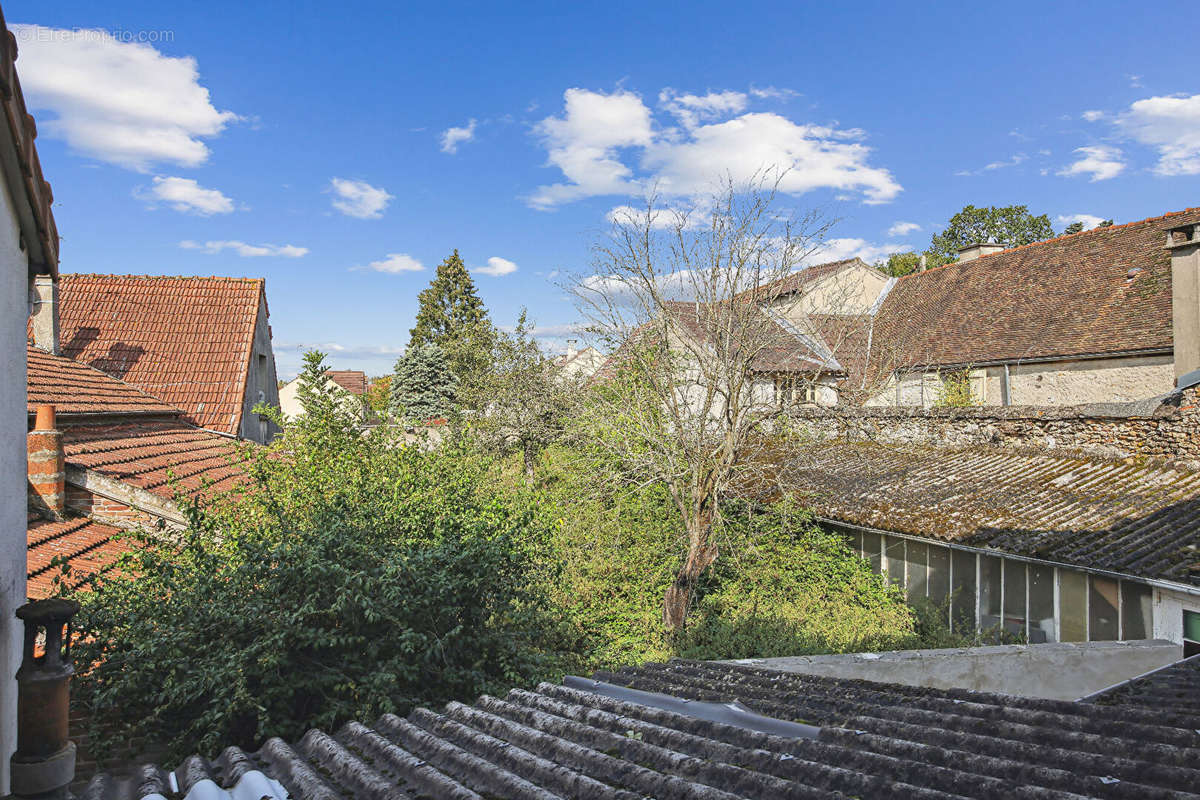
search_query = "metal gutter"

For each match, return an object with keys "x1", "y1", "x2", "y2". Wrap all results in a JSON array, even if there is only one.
[{"x1": 901, "y1": 346, "x2": 1173, "y2": 373}]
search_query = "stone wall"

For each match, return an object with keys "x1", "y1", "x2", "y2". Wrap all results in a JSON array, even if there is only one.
[{"x1": 790, "y1": 386, "x2": 1200, "y2": 464}]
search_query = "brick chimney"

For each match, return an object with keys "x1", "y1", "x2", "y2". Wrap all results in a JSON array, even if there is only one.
[
  {"x1": 27, "y1": 405, "x2": 65, "y2": 521},
  {"x1": 1168, "y1": 222, "x2": 1200, "y2": 385},
  {"x1": 9, "y1": 598, "x2": 79, "y2": 799},
  {"x1": 957, "y1": 242, "x2": 1007, "y2": 262},
  {"x1": 28, "y1": 274, "x2": 59, "y2": 355}
]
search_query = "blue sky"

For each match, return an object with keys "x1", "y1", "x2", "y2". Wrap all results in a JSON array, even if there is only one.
[{"x1": 9, "y1": 0, "x2": 1200, "y2": 378}]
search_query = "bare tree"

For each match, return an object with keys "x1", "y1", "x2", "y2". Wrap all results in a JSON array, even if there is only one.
[{"x1": 567, "y1": 174, "x2": 837, "y2": 632}]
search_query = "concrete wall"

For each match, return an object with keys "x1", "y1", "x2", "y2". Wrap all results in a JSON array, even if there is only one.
[
  {"x1": 722, "y1": 639, "x2": 1182, "y2": 701},
  {"x1": 237, "y1": 292, "x2": 281, "y2": 444},
  {"x1": 0, "y1": 169, "x2": 26, "y2": 794},
  {"x1": 794, "y1": 262, "x2": 890, "y2": 317}
]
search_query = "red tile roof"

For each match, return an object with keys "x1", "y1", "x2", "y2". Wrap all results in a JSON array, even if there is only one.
[
  {"x1": 325, "y1": 370, "x2": 369, "y2": 395},
  {"x1": 733, "y1": 258, "x2": 872, "y2": 303},
  {"x1": 869, "y1": 208, "x2": 1198, "y2": 371},
  {"x1": 63, "y1": 421, "x2": 249, "y2": 504},
  {"x1": 27, "y1": 345, "x2": 181, "y2": 418},
  {"x1": 57, "y1": 274, "x2": 267, "y2": 435},
  {"x1": 27, "y1": 516, "x2": 127, "y2": 599}
]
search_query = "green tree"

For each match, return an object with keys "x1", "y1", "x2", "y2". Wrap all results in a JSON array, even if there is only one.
[
  {"x1": 365, "y1": 375, "x2": 392, "y2": 414},
  {"x1": 409, "y1": 250, "x2": 495, "y2": 383},
  {"x1": 391, "y1": 343, "x2": 457, "y2": 422},
  {"x1": 879, "y1": 251, "x2": 925, "y2": 277},
  {"x1": 1063, "y1": 219, "x2": 1113, "y2": 235},
  {"x1": 69, "y1": 352, "x2": 561, "y2": 759},
  {"x1": 928, "y1": 204, "x2": 1054, "y2": 263},
  {"x1": 464, "y1": 310, "x2": 581, "y2": 478}
]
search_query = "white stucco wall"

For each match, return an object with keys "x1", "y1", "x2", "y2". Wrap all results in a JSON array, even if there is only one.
[
  {"x1": 1002, "y1": 355, "x2": 1174, "y2": 406},
  {"x1": 0, "y1": 170, "x2": 28, "y2": 794},
  {"x1": 1153, "y1": 585, "x2": 1200, "y2": 644},
  {"x1": 278, "y1": 375, "x2": 361, "y2": 422}
]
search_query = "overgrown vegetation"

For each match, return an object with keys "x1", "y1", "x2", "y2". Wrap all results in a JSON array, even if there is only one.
[
  {"x1": 934, "y1": 369, "x2": 978, "y2": 407},
  {"x1": 70, "y1": 353, "x2": 562, "y2": 760}
]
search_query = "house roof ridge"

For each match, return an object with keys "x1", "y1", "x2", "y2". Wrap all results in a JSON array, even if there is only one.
[
  {"x1": 898, "y1": 205, "x2": 1200, "y2": 282},
  {"x1": 61, "y1": 273, "x2": 265, "y2": 283}
]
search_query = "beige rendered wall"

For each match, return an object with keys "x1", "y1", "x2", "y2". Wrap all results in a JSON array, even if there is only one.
[{"x1": 1004, "y1": 355, "x2": 1174, "y2": 406}]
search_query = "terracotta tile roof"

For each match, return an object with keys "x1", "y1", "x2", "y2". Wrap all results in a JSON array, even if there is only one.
[
  {"x1": 84, "y1": 658, "x2": 1200, "y2": 798},
  {"x1": 0, "y1": 8, "x2": 58, "y2": 275},
  {"x1": 27, "y1": 345, "x2": 181, "y2": 419},
  {"x1": 869, "y1": 208, "x2": 1200, "y2": 371},
  {"x1": 57, "y1": 274, "x2": 267, "y2": 435},
  {"x1": 325, "y1": 369, "x2": 369, "y2": 395},
  {"x1": 662, "y1": 301, "x2": 840, "y2": 374},
  {"x1": 63, "y1": 421, "x2": 249, "y2": 504},
  {"x1": 783, "y1": 441, "x2": 1200, "y2": 583},
  {"x1": 733, "y1": 257, "x2": 871, "y2": 302},
  {"x1": 27, "y1": 516, "x2": 126, "y2": 599}
]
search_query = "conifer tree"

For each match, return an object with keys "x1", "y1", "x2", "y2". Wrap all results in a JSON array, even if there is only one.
[
  {"x1": 408, "y1": 250, "x2": 495, "y2": 385},
  {"x1": 390, "y1": 343, "x2": 457, "y2": 422}
]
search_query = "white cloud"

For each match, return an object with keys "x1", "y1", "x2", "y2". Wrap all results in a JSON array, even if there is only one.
[
  {"x1": 809, "y1": 237, "x2": 907, "y2": 265},
  {"x1": 659, "y1": 88, "x2": 748, "y2": 129},
  {"x1": 530, "y1": 87, "x2": 901, "y2": 210},
  {"x1": 141, "y1": 176, "x2": 234, "y2": 215},
  {"x1": 530, "y1": 88, "x2": 656, "y2": 208},
  {"x1": 749, "y1": 86, "x2": 797, "y2": 100},
  {"x1": 476, "y1": 256, "x2": 518, "y2": 277},
  {"x1": 1117, "y1": 93, "x2": 1200, "y2": 175},
  {"x1": 1057, "y1": 145, "x2": 1125, "y2": 181},
  {"x1": 12, "y1": 24, "x2": 236, "y2": 171},
  {"x1": 365, "y1": 253, "x2": 424, "y2": 273},
  {"x1": 329, "y1": 178, "x2": 393, "y2": 219},
  {"x1": 179, "y1": 240, "x2": 308, "y2": 257},
  {"x1": 983, "y1": 153, "x2": 1027, "y2": 170},
  {"x1": 1081, "y1": 110, "x2": 1105, "y2": 122},
  {"x1": 887, "y1": 221, "x2": 921, "y2": 237},
  {"x1": 1055, "y1": 213, "x2": 1106, "y2": 231},
  {"x1": 440, "y1": 119, "x2": 477, "y2": 154}
]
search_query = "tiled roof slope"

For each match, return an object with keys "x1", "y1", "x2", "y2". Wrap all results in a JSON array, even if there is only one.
[
  {"x1": 869, "y1": 208, "x2": 1200, "y2": 371},
  {"x1": 27, "y1": 516, "x2": 126, "y2": 599},
  {"x1": 663, "y1": 301, "x2": 840, "y2": 374},
  {"x1": 57, "y1": 274, "x2": 266, "y2": 435},
  {"x1": 325, "y1": 369, "x2": 368, "y2": 395},
  {"x1": 1087, "y1": 653, "x2": 1200, "y2": 717},
  {"x1": 27, "y1": 346, "x2": 181, "y2": 418},
  {"x1": 784, "y1": 441, "x2": 1200, "y2": 583},
  {"x1": 64, "y1": 421, "x2": 248, "y2": 504},
  {"x1": 82, "y1": 659, "x2": 1200, "y2": 799}
]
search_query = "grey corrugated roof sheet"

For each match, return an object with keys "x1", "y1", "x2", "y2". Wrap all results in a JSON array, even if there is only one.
[
  {"x1": 785, "y1": 441, "x2": 1200, "y2": 584},
  {"x1": 81, "y1": 658, "x2": 1200, "y2": 799}
]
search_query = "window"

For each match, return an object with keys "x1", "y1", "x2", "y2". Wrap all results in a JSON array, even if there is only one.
[
  {"x1": 862, "y1": 532, "x2": 881, "y2": 574},
  {"x1": 772, "y1": 376, "x2": 820, "y2": 406},
  {"x1": 1120, "y1": 582, "x2": 1152, "y2": 640},
  {"x1": 1002, "y1": 560, "x2": 1027, "y2": 637},
  {"x1": 1059, "y1": 570, "x2": 1088, "y2": 642},
  {"x1": 1089, "y1": 576, "x2": 1119, "y2": 641},
  {"x1": 905, "y1": 540, "x2": 928, "y2": 602},
  {"x1": 1185, "y1": 610, "x2": 1200, "y2": 658},
  {"x1": 979, "y1": 555, "x2": 1002, "y2": 631},
  {"x1": 950, "y1": 550, "x2": 976, "y2": 632},
  {"x1": 1028, "y1": 565, "x2": 1055, "y2": 643},
  {"x1": 927, "y1": 546, "x2": 950, "y2": 608},
  {"x1": 886, "y1": 537, "x2": 905, "y2": 587}
]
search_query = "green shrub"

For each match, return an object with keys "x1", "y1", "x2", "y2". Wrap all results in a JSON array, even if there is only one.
[{"x1": 70, "y1": 353, "x2": 562, "y2": 761}]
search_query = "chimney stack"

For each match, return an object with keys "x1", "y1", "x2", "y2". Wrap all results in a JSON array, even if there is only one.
[
  {"x1": 957, "y1": 242, "x2": 1007, "y2": 262},
  {"x1": 9, "y1": 598, "x2": 79, "y2": 800},
  {"x1": 29, "y1": 275, "x2": 59, "y2": 355},
  {"x1": 1167, "y1": 223, "x2": 1200, "y2": 386},
  {"x1": 917, "y1": 255, "x2": 927, "y2": 273},
  {"x1": 565, "y1": 339, "x2": 578, "y2": 359},
  {"x1": 28, "y1": 405, "x2": 65, "y2": 521}
]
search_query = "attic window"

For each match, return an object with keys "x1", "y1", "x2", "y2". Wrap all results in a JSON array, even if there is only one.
[{"x1": 1125, "y1": 267, "x2": 1143, "y2": 282}]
